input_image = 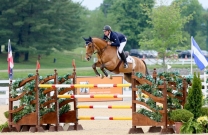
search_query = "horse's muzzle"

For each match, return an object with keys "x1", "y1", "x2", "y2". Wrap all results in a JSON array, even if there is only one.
[{"x1": 86, "y1": 56, "x2": 91, "y2": 61}]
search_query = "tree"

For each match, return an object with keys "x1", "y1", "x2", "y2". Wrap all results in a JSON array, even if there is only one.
[
  {"x1": 199, "y1": 9, "x2": 208, "y2": 50},
  {"x1": 49, "y1": 0, "x2": 83, "y2": 51},
  {"x1": 185, "y1": 72, "x2": 203, "y2": 118},
  {"x1": 174, "y1": 0, "x2": 204, "y2": 37},
  {"x1": 139, "y1": 1, "x2": 192, "y2": 67},
  {"x1": 108, "y1": 0, "x2": 154, "y2": 50},
  {"x1": 172, "y1": 0, "x2": 205, "y2": 50},
  {"x1": 0, "y1": 0, "x2": 83, "y2": 62},
  {"x1": 80, "y1": 9, "x2": 119, "y2": 40},
  {"x1": 100, "y1": 0, "x2": 118, "y2": 17}
]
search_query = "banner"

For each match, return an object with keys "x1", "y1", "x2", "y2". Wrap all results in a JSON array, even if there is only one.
[{"x1": 76, "y1": 76, "x2": 123, "y2": 102}]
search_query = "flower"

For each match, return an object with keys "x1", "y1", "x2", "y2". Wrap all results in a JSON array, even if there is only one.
[{"x1": 197, "y1": 116, "x2": 208, "y2": 126}]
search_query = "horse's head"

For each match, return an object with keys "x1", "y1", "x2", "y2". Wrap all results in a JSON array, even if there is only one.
[{"x1": 83, "y1": 36, "x2": 94, "y2": 61}]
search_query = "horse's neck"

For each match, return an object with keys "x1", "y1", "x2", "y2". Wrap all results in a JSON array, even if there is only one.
[
  {"x1": 93, "y1": 38, "x2": 106, "y2": 49},
  {"x1": 93, "y1": 38, "x2": 118, "y2": 63}
]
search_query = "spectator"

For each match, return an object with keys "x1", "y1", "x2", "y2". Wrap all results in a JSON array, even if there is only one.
[{"x1": 38, "y1": 55, "x2": 41, "y2": 60}]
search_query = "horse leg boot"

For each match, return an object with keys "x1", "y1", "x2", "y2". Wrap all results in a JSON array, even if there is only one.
[
  {"x1": 100, "y1": 64, "x2": 112, "y2": 79},
  {"x1": 100, "y1": 64, "x2": 108, "y2": 77},
  {"x1": 119, "y1": 51, "x2": 128, "y2": 68}
]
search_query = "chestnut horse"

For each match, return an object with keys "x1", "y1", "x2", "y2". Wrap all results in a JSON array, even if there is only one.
[{"x1": 83, "y1": 37, "x2": 148, "y2": 83}]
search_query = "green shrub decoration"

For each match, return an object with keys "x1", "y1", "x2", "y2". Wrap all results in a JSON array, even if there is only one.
[
  {"x1": 0, "y1": 111, "x2": 9, "y2": 131},
  {"x1": 157, "y1": 80, "x2": 164, "y2": 85},
  {"x1": 167, "y1": 87, "x2": 172, "y2": 92},
  {"x1": 0, "y1": 122, "x2": 8, "y2": 132},
  {"x1": 145, "y1": 75, "x2": 155, "y2": 83},
  {"x1": 10, "y1": 73, "x2": 72, "y2": 123},
  {"x1": 180, "y1": 117, "x2": 204, "y2": 134},
  {"x1": 170, "y1": 109, "x2": 194, "y2": 122},
  {"x1": 185, "y1": 74, "x2": 192, "y2": 84},
  {"x1": 135, "y1": 72, "x2": 143, "y2": 78},
  {"x1": 201, "y1": 107, "x2": 208, "y2": 116},
  {"x1": 28, "y1": 73, "x2": 34, "y2": 78},
  {"x1": 185, "y1": 72, "x2": 203, "y2": 118},
  {"x1": 167, "y1": 97, "x2": 181, "y2": 109},
  {"x1": 4, "y1": 111, "x2": 9, "y2": 119},
  {"x1": 63, "y1": 73, "x2": 72, "y2": 80},
  {"x1": 137, "y1": 108, "x2": 162, "y2": 122},
  {"x1": 135, "y1": 71, "x2": 187, "y2": 123},
  {"x1": 137, "y1": 84, "x2": 152, "y2": 93},
  {"x1": 151, "y1": 90, "x2": 163, "y2": 97},
  {"x1": 174, "y1": 91, "x2": 183, "y2": 97}
]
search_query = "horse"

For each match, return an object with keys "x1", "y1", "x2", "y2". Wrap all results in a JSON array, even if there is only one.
[{"x1": 83, "y1": 36, "x2": 148, "y2": 83}]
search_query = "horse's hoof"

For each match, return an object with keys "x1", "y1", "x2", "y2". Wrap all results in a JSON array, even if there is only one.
[
  {"x1": 100, "y1": 74, "x2": 104, "y2": 79},
  {"x1": 108, "y1": 75, "x2": 113, "y2": 79}
]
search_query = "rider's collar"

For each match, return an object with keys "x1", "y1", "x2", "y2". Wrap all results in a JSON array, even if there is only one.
[{"x1": 107, "y1": 31, "x2": 111, "y2": 39}]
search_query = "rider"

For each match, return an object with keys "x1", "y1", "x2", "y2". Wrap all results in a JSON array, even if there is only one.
[{"x1": 102, "y1": 25, "x2": 128, "y2": 68}]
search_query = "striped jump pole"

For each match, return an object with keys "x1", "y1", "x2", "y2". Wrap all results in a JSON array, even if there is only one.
[
  {"x1": 39, "y1": 83, "x2": 131, "y2": 88},
  {"x1": 77, "y1": 105, "x2": 132, "y2": 109},
  {"x1": 58, "y1": 94, "x2": 134, "y2": 99},
  {"x1": 78, "y1": 116, "x2": 132, "y2": 120}
]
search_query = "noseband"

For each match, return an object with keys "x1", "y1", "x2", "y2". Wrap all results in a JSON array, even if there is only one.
[{"x1": 85, "y1": 42, "x2": 95, "y2": 58}]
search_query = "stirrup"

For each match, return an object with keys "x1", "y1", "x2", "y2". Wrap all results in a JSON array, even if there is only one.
[{"x1": 124, "y1": 63, "x2": 128, "y2": 69}]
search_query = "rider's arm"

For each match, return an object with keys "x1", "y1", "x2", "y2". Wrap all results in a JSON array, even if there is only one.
[
  {"x1": 103, "y1": 35, "x2": 107, "y2": 40},
  {"x1": 110, "y1": 34, "x2": 120, "y2": 46}
]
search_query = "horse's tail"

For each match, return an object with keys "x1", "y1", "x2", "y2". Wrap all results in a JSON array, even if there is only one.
[{"x1": 142, "y1": 60, "x2": 149, "y2": 75}]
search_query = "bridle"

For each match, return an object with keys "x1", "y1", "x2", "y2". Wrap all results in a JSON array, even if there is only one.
[
  {"x1": 85, "y1": 42, "x2": 95, "y2": 59},
  {"x1": 86, "y1": 40, "x2": 109, "y2": 59}
]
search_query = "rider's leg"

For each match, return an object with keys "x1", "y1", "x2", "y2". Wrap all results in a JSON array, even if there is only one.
[{"x1": 118, "y1": 41, "x2": 128, "y2": 68}]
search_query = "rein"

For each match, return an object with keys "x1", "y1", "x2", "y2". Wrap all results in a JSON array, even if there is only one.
[
  {"x1": 86, "y1": 40, "x2": 109, "y2": 64},
  {"x1": 93, "y1": 41, "x2": 109, "y2": 55}
]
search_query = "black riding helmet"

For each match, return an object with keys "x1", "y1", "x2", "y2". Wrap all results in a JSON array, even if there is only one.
[{"x1": 103, "y1": 25, "x2": 112, "y2": 31}]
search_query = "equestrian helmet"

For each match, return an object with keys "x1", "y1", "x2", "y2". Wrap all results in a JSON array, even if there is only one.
[{"x1": 103, "y1": 25, "x2": 112, "y2": 31}]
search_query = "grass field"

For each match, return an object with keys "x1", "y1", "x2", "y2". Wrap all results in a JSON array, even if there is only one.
[
  {"x1": 0, "y1": 47, "x2": 197, "y2": 80},
  {"x1": 0, "y1": 47, "x2": 91, "y2": 69}
]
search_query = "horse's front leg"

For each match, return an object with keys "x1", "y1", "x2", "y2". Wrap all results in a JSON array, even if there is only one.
[
  {"x1": 92, "y1": 62, "x2": 104, "y2": 78},
  {"x1": 100, "y1": 64, "x2": 112, "y2": 79}
]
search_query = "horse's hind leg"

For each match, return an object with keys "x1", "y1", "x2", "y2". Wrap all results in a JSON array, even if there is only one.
[{"x1": 124, "y1": 73, "x2": 132, "y2": 83}]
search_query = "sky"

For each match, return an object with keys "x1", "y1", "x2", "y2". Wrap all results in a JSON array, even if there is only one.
[{"x1": 73, "y1": 0, "x2": 208, "y2": 10}]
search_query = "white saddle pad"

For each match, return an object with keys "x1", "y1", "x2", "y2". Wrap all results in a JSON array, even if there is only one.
[{"x1": 117, "y1": 51, "x2": 133, "y2": 63}]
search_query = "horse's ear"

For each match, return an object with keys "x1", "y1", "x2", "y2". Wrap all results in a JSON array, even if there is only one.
[
  {"x1": 89, "y1": 36, "x2": 92, "y2": 41},
  {"x1": 82, "y1": 37, "x2": 87, "y2": 41}
]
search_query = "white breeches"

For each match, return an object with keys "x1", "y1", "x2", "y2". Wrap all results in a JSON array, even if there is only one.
[{"x1": 118, "y1": 41, "x2": 127, "y2": 53}]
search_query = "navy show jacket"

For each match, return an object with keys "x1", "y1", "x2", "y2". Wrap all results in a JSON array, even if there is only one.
[{"x1": 103, "y1": 31, "x2": 126, "y2": 46}]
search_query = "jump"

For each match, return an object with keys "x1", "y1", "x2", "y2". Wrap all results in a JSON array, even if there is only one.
[{"x1": 83, "y1": 37, "x2": 148, "y2": 83}]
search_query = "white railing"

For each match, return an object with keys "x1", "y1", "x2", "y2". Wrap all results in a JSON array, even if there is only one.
[
  {"x1": 0, "y1": 86, "x2": 9, "y2": 105},
  {"x1": 94, "y1": 58, "x2": 195, "y2": 65},
  {"x1": 144, "y1": 58, "x2": 195, "y2": 65},
  {"x1": 201, "y1": 73, "x2": 208, "y2": 98},
  {"x1": 0, "y1": 80, "x2": 15, "y2": 105}
]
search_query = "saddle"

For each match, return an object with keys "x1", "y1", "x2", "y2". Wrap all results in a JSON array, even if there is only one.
[{"x1": 116, "y1": 50, "x2": 133, "y2": 63}]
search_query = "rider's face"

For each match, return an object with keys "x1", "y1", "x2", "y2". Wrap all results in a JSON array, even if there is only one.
[{"x1": 104, "y1": 30, "x2": 110, "y2": 36}]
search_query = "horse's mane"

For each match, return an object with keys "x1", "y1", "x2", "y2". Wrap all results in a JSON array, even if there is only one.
[{"x1": 92, "y1": 37, "x2": 107, "y2": 43}]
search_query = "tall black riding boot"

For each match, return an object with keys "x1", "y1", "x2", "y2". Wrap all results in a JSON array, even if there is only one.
[{"x1": 119, "y1": 51, "x2": 128, "y2": 68}]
